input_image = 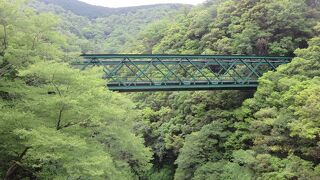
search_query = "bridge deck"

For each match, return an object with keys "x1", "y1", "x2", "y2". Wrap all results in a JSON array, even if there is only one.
[
  {"x1": 75, "y1": 54, "x2": 292, "y2": 92},
  {"x1": 108, "y1": 81, "x2": 258, "y2": 92}
]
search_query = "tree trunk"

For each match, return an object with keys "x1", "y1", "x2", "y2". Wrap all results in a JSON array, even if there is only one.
[
  {"x1": 5, "y1": 148, "x2": 30, "y2": 180},
  {"x1": 1, "y1": 24, "x2": 8, "y2": 56}
]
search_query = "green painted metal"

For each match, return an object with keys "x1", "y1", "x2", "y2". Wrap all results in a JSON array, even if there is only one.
[{"x1": 75, "y1": 54, "x2": 292, "y2": 92}]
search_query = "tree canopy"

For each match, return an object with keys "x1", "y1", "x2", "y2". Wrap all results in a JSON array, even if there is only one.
[
  {"x1": 0, "y1": 1, "x2": 152, "y2": 179},
  {"x1": 0, "y1": 0, "x2": 319, "y2": 179}
]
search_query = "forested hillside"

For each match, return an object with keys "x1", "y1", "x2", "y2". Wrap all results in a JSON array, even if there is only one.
[
  {"x1": 129, "y1": 0, "x2": 320, "y2": 179},
  {"x1": 0, "y1": 0, "x2": 156, "y2": 179},
  {"x1": 32, "y1": 0, "x2": 189, "y2": 53},
  {"x1": 40, "y1": 0, "x2": 185, "y2": 19},
  {"x1": 0, "y1": 0, "x2": 319, "y2": 179}
]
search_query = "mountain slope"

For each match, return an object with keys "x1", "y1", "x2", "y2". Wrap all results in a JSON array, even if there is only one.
[
  {"x1": 33, "y1": 0, "x2": 188, "y2": 53},
  {"x1": 40, "y1": 0, "x2": 188, "y2": 18}
]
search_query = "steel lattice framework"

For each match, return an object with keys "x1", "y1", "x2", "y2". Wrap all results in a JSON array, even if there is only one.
[{"x1": 75, "y1": 54, "x2": 292, "y2": 92}]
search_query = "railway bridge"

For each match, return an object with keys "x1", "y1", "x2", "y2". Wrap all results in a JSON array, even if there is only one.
[{"x1": 74, "y1": 54, "x2": 292, "y2": 92}]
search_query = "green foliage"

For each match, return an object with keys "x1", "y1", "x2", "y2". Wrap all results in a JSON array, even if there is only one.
[
  {"x1": 131, "y1": 0, "x2": 318, "y2": 55},
  {"x1": 254, "y1": 154, "x2": 319, "y2": 180},
  {"x1": 15, "y1": 127, "x2": 122, "y2": 179},
  {"x1": 127, "y1": 0, "x2": 320, "y2": 179},
  {"x1": 0, "y1": 1, "x2": 152, "y2": 179},
  {"x1": 0, "y1": 62, "x2": 152, "y2": 179},
  {"x1": 1, "y1": 0, "x2": 320, "y2": 179},
  {"x1": 40, "y1": 0, "x2": 186, "y2": 19},
  {"x1": 233, "y1": 32, "x2": 320, "y2": 179},
  {"x1": 243, "y1": 36, "x2": 320, "y2": 158},
  {"x1": 33, "y1": 0, "x2": 188, "y2": 54},
  {"x1": 133, "y1": 91, "x2": 252, "y2": 161},
  {"x1": 145, "y1": 165, "x2": 175, "y2": 180},
  {"x1": 193, "y1": 161, "x2": 253, "y2": 180},
  {"x1": 174, "y1": 122, "x2": 233, "y2": 179}
]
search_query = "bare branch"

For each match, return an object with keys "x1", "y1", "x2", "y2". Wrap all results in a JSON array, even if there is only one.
[
  {"x1": 51, "y1": 74, "x2": 62, "y2": 97},
  {"x1": 56, "y1": 104, "x2": 65, "y2": 130},
  {"x1": 5, "y1": 147, "x2": 31, "y2": 180},
  {"x1": 58, "y1": 118, "x2": 91, "y2": 130}
]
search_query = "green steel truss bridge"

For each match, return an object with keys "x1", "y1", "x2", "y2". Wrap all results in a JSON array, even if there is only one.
[{"x1": 75, "y1": 54, "x2": 292, "y2": 92}]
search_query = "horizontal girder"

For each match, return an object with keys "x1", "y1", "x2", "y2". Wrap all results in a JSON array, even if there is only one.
[
  {"x1": 75, "y1": 54, "x2": 292, "y2": 92},
  {"x1": 81, "y1": 54, "x2": 292, "y2": 60}
]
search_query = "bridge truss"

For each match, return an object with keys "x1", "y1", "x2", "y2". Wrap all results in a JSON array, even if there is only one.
[{"x1": 75, "y1": 54, "x2": 291, "y2": 92}]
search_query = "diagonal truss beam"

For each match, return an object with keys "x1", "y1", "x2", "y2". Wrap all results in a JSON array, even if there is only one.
[{"x1": 73, "y1": 54, "x2": 292, "y2": 92}]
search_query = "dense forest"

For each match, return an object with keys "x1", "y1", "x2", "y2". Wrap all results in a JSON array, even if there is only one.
[{"x1": 0, "y1": 0, "x2": 319, "y2": 179}]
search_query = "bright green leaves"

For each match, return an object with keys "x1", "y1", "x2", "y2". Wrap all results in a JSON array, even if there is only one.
[
  {"x1": 193, "y1": 161, "x2": 253, "y2": 180},
  {"x1": 0, "y1": 0, "x2": 71, "y2": 78},
  {"x1": 1, "y1": 61, "x2": 152, "y2": 179},
  {"x1": 253, "y1": 154, "x2": 319, "y2": 180},
  {"x1": 0, "y1": 0, "x2": 25, "y2": 55},
  {"x1": 20, "y1": 62, "x2": 136, "y2": 129},
  {"x1": 0, "y1": 1, "x2": 153, "y2": 178},
  {"x1": 20, "y1": 62, "x2": 104, "y2": 130},
  {"x1": 287, "y1": 78, "x2": 320, "y2": 139},
  {"x1": 97, "y1": 124, "x2": 153, "y2": 176},
  {"x1": 236, "y1": 31, "x2": 320, "y2": 179},
  {"x1": 192, "y1": 151, "x2": 319, "y2": 180},
  {"x1": 15, "y1": 127, "x2": 121, "y2": 179}
]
